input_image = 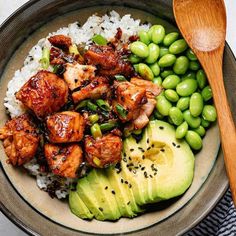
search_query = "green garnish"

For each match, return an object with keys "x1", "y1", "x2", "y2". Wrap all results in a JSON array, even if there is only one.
[{"x1": 92, "y1": 34, "x2": 107, "y2": 45}]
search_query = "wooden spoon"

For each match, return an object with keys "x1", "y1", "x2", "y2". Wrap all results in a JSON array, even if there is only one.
[{"x1": 173, "y1": 0, "x2": 236, "y2": 206}]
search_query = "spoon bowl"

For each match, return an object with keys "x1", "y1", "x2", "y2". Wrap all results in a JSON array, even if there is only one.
[{"x1": 174, "y1": 0, "x2": 236, "y2": 206}]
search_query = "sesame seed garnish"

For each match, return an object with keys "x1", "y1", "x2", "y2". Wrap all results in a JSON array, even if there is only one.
[
  {"x1": 105, "y1": 186, "x2": 108, "y2": 190},
  {"x1": 154, "y1": 172, "x2": 157, "y2": 176},
  {"x1": 129, "y1": 184, "x2": 132, "y2": 188},
  {"x1": 123, "y1": 157, "x2": 127, "y2": 162},
  {"x1": 130, "y1": 148, "x2": 134, "y2": 152},
  {"x1": 176, "y1": 145, "x2": 181, "y2": 148},
  {"x1": 99, "y1": 207, "x2": 103, "y2": 211},
  {"x1": 111, "y1": 190, "x2": 116, "y2": 195},
  {"x1": 172, "y1": 142, "x2": 176, "y2": 147},
  {"x1": 121, "y1": 179, "x2": 124, "y2": 183},
  {"x1": 141, "y1": 167, "x2": 145, "y2": 171},
  {"x1": 151, "y1": 144, "x2": 155, "y2": 148},
  {"x1": 142, "y1": 155, "x2": 145, "y2": 160},
  {"x1": 125, "y1": 181, "x2": 128, "y2": 184},
  {"x1": 147, "y1": 147, "x2": 151, "y2": 151},
  {"x1": 124, "y1": 153, "x2": 127, "y2": 157},
  {"x1": 160, "y1": 148, "x2": 165, "y2": 152},
  {"x1": 149, "y1": 175, "x2": 153, "y2": 178},
  {"x1": 159, "y1": 126, "x2": 164, "y2": 130},
  {"x1": 147, "y1": 138, "x2": 150, "y2": 144},
  {"x1": 127, "y1": 201, "x2": 130, "y2": 205},
  {"x1": 129, "y1": 157, "x2": 132, "y2": 161}
]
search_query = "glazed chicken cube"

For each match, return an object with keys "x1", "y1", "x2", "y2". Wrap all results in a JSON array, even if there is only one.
[
  {"x1": 72, "y1": 76, "x2": 110, "y2": 103},
  {"x1": 0, "y1": 114, "x2": 39, "y2": 166},
  {"x1": 15, "y1": 71, "x2": 69, "y2": 118},
  {"x1": 63, "y1": 63, "x2": 96, "y2": 90},
  {"x1": 44, "y1": 143, "x2": 83, "y2": 178},
  {"x1": 84, "y1": 134, "x2": 122, "y2": 168},
  {"x1": 84, "y1": 45, "x2": 134, "y2": 77},
  {"x1": 130, "y1": 77, "x2": 162, "y2": 97},
  {"x1": 46, "y1": 111, "x2": 85, "y2": 143},
  {"x1": 112, "y1": 81, "x2": 147, "y2": 122},
  {"x1": 133, "y1": 98, "x2": 157, "y2": 129},
  {"x1": 48, "y1": 35, "x2": 72, "y2": 50}
]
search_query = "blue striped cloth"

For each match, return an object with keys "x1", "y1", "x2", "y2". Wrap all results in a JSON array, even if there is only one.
[{"x1": 187, "y1": 189, "x2": 236, "y2": 236}]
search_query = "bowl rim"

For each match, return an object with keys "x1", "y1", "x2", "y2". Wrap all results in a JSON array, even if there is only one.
[{"x1": 0, "y1": 0, "x2": 234, "y2": 235}]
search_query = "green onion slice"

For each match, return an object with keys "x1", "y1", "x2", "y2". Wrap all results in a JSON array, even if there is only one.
[
  {"x1": 100, "y1": 121, "x2": 119, "y2": 132},
  {"x1": 92, "y1": 34, "x2": 107, "y2": 45},
  {"x1": 96, "y1": 99, "x2": 110, "y2": 111},
  {"x1": 40, "y1": 47, "x2": 50, "y2": 69},
  {"x1": 87, "y1": 101, "x2": 98, "y2": 112},
  {"x1": 91, "y1": 123, "x2": 102, "y2": 139},
  {"x1": 114, "y1": 75, "x2": 127, "y2": 81},
  {"x1": 116, "y1": 104, "x2": 128, "y2": 119}
]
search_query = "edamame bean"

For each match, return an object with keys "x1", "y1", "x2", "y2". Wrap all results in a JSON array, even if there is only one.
[
  {"x1": 149, "y1": 62, "x2": 160, "y2": 76},
  {"x1": 158, "y1": 54, "x2": 176, "y2": 67},
  {"x1": 156, "y1": 95, "x2": 172, "y2": 116},
  {"x1": 173, "y1": 56, "x2": 189, "y2": 75},
  {"x1": 130, "y1": 41, "x2": 149, "y2": 58},
  {"x1": 163, "y1": 32, "x2": 179, "y2": 46},
  {"x1": 201, "y1": 85, "x2": 212, "y2": 101},
  {"x1": 133, "y1": 64, "x2": 139, "y2": 72},
  {"x1": 196, "y1": 69, "x2": 207, "y2": 89},
  {"x1": 138, "y1": 63, "x2": 154, "y2": 80},
  {"x1": 177, "y1": 97, "x2": 190, "y2": 111},
  {"x1": 193, "y1": 126, "x2": 206, "y2": 137},
  {"x1": 169, "y1": 39, "x2": 188, "y2": 54},
  {"x1": 202, "y1": 105, "x2": 217, "y2": 122},
  {"x1": 162, "y1": 75, "x2": 180, "y2": 89},
  {"x1": 129, "y1": 54, "x2": 142, "y2": 64},
  {"x1": 189, "y1": 61, "x2": 200, "y2": 71},
  {"x1": 138, "y1": 30, "x2": 151, "y2": 45},
  {"x1": 189, "y1": 92, "x2": 204, "y2": 117},
  {"x1": 183, "y1": 110, "x2": 201, "y2": 128},
  {"x1": 176, "y1": 121, "x2": 188, "y2": 139},
  {"x1": 201, "y1": 118, "x2": 210, "y2": 128},
  {"x1": 169, "y1": 107, "x2": 183, "y2": 125},
  {"x1": 186, "y1": 48, "x2": 197, "y2": 61},
  {"x1": 151, "y1": 25, "x2": 165, "y2": 44},
  {"x1": 181, "y1": 71, "x2": 196, "y2": 81},
  {"x1": 176, "y1": 79, "x2": 198, "y2": 96},
  {"x1": 159, "y1": 46, "x2": 169, "y2": 57},
  {"x1": 153, "y1": 76, "x2": 162, "y2": 86},
  {"x1": 160, "y1": 70, "x2": 174, "y2": 78},
  {"x1": 145, "y1": 43, "x2": 160, "y2": 64},
  {"x1": 164, "y1": 89, "x2": 179, "y2": 102},
  {"x1": 185, "y1": 130, "x2": 202, "y2": 150}
]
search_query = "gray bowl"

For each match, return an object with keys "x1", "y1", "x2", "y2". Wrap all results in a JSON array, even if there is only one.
[{"x1": 0, "y1": 0, "x2": 235, "y2": 235}]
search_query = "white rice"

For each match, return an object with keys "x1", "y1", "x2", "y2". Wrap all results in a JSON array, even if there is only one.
[{"x1": 4, "y1": 11, "x2": 150, "y2": 198}]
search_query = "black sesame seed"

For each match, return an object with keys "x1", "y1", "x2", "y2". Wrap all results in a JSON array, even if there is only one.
[
  {"x1": 129, "y1": 184, "x2": 132, "y2": 188},
  {"x1": 159, "y1": 126, "x2": 164, "y2": 130},
  {"x1": 160, "y1": 148, "x2": 165, "y2": 152},
  {"x1": 154, "y1": 172, "x2": 157, "y2": 176},
  {"x1": 176, "y1": 145, "x2": 181, "y2": 148},
  {"x1": 123, "y1": 153, "x2": 127, "y2": 157},
  {"x1": 135, "y1": 166, "x2": 139, "y2": 169},
  {"x1": 147, "y1": 147, "x2": 151, "y2": 151},
  {"x1": 129, "y1": 157, "x2": 132, "y2": 161},
  {"x1": 142, "y1": 155, "x2": 145, "y2": 160},
  {"x1": 129, "y1": 168, "x2": 132, "y2": 172},
  {"x1": 111, "y1": 190, "x2": 116, "y2": 195},
  {"x1": 125, "y1": 181, "x2": 128, "y2": 184},
  {"x1": 151, "y1": 144, "x2": 155, "y2": 148},
  {"x1": 172, "y1": 142, "x2": 176, "y2": 147},
  {"x1": 123, "y1": 157, "x2": 127, "y2": 162},
  {"x1": 99, "y1": 207, "x2": 103, "y2": 211},
  {"x1": 149, "y1": 175, "x2": 153, "y2": 178},
  {"x1": 105, "y1": 186, "x2": 108, "y2": 190},
  {"x1": 130, "y1": 148, "x2": 134, "y2": 152},
  {"x1": 127, "y1": 201, "x2": 130, "y2": 205},
  {"x1": 121, "y1": 179, "x2": 124, "y2": 183},
  {"x1": 147, "y1": 138, "x2": 150, "y2": 144}
]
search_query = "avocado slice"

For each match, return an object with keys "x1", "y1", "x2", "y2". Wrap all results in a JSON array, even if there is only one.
[
  {"x1": 105, "y1": 166, "x2": 141, "y2": 217},
  {"x1": 69, "y1": 190, "x2": 93, "y2": 219},
  {"x1": 87, "y1": 168, "x2": 121, "y2": 220},
  {"x1": 147, "y1": 120, "x2": 195, "y2": 201},
  {"x1": 76, "y1": 177, "x2": 105, "y2": 220}
]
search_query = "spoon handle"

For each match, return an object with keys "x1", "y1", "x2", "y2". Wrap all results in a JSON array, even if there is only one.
[{"x1": 201, "y1": 49, "x2": 236, "y2": 205}]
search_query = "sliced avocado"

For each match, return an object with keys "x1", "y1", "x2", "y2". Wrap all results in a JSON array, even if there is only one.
[
  {"x1": 147, "y1": 120, "x2": 195, "y2": 201},
  {"x1": 69, "y1": 190, "x2": 93, "y2": 219},
  {"x1": 106, "y1": 166, "x2": 140, "y2": 217},
  {"x1": 76, "y1": 177, "x2": 105, "y2": 220},
  {"x1": 87, "y1": 168, "x2": 121, "y2": 220}
]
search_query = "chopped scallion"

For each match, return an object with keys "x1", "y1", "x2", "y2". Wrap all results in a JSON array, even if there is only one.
[
  {"x1": 96, "y1": 99, "x2": 110, "y2": 111},
  {"x1": 40, "y1": 47, "x2": 50, "y2": 69},
  {"x1": 87, "y1": 101, "x2": 98, "y2": 112},
  {"x1": 116, "y1": 104, "x2": 128, "y2": 119},
  {"x1": 89, "y1": 114, "x2": 99, "y2": 124},
  {"x1": 75, "y1": 100, "x2": 89, "y2": 110},
  {"x1": 91, "y1": 123, "x2": 102, "y2": 139},
  {"x1": 100, "y1": 121, "x2": 119, "y2": 132},
  {"x1": 92, "y1": 34, "x2": 107, "y2": 45},
  {"x1": 114, "y1": 75, "x2": 127, "y2": 81}
]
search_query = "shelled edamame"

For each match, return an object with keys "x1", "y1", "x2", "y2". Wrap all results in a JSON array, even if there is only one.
[{"x1": 129, "y1": 24, "x2": 217, "y2": 151}]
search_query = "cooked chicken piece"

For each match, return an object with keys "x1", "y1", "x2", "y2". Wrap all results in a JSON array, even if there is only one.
[
  {"x1": 84, "y1": 45, "x2": 134, "y2": 77},
  {"x1": 84, "y1": 134, "x2": 122, "y2": 168},
  {"x1": 133, "y1": 98, "x2": 156, "y2": 129},
  {"x1": 63, "y1": 63, "x2": 96, "y2": 90},
  {"x1": 130, "y1": 77, "x2": 162, "y2": 97},
  {"x1": 46, "y1": 111, "x2": 85, "y2": 143},
  {"x1": 48, "y1": 35, "x2": 72, "y2": 50},
  {"x1": 72, "y1": 76, "x2": 110, "y2": 103},
  {"x1": 44, "y1": 143, "x2": 83, "y2": 178},
  {"x1": 112, "y1": 81, "x2": 147, "y2": 122},
  {"x1": 16, "y1": 71, "x2": 69, "y2": 118},
  {"x1": 0, "y1": 114, "x2": 39, "y2": 166}
]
